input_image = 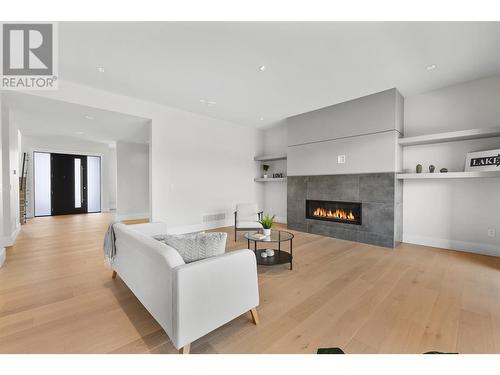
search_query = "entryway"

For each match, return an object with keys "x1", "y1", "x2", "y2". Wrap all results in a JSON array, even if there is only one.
[{"x1": 34, "y1": 152, "x2": 102, "y2": 216}]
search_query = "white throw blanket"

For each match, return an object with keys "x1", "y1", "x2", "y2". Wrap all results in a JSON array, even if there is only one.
[{"x1": 103, "y1": 222, "x2": 117, "y2": 267}]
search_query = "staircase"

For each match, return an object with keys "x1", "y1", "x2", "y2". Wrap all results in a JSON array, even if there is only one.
[{"x1": 19, "y1": 152, "x2": 29, "y2": 225}]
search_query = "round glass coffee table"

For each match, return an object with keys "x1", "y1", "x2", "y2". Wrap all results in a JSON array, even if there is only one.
[{"x1": 244, "y1": 230, "x2": 294, "y2": 270}]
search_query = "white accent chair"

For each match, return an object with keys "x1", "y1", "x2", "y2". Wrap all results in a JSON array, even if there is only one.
[
  {"x1": 234, "y1": 203, "x2": 263, "y2": 241},
  {"x1": 111, "y1": 222, "x2": 260, "y2": 354}
]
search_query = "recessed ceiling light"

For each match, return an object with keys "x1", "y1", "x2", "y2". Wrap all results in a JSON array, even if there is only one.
[
  {"x1": 84, "y1": 115, "x2": 94, "y2": 120},
  {"x1": 76, "y1": 131, "x2": 85, "y2": 135},
  {"x1": 260, "y1": 117, "x2": 264, "y2": 121},
  {"x1": 200, "y1": 99, "x2": 216, "y2": 106},
  {"x1": 259, "y1": 65, "x2": 266, "y2": 72},
  {"x1": 426, "y1": 64, "x2": 437, "y2": 71},
  {"x1": 96, "y1": 67, "x2": 105, "y2": 73}
]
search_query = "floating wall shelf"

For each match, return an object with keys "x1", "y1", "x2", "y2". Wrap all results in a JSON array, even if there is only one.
[
  {"x1": 398, "y1": 127, "x2": 500, "y2": 146},
  {"x1": 254, "y1": 154, "x2": 287, "y2": 162},
  {"x1": 254, "y1": 177, "x2": 287, "y2": 182},
  {"x1": 397, "y1": 171, "x2": 500, "y2": 180}
]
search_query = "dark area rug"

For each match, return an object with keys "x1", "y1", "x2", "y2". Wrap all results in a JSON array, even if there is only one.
[{"x1": 317, "y1": 348, "x2": 458, "y2": 354}]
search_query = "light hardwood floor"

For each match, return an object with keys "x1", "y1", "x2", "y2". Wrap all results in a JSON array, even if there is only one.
[{"x1": 1, "y1": 213, "x2": 500, "y2": 353}]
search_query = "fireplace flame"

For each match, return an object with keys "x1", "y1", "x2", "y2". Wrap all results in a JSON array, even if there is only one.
[{"x1": 312, "y1": 207, "x2": 356, "y2": 221}]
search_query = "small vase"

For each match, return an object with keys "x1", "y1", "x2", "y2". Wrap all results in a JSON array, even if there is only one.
[
  {"x1": 263, "y1": 228, "x2": 271, "y2": 236},
  {"x1": 416, "y1": 164, "x2": 423, "y2": 173},
  {"x1": 263, "y1": 174, "x2": 268, "y2": 178}
]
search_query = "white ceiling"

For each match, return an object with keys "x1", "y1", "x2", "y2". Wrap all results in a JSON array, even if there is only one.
[
  {"x1": 3, "y1": 92, "x2": 151, "y2": 144},
  {"x1": 58, "y1": 21, "x2": 500, "y2": 127}
]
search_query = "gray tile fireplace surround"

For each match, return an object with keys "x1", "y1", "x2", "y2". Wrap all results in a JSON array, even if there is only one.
[{"x1": 287, "y1": 173, "x2": 402, "y2": 248}]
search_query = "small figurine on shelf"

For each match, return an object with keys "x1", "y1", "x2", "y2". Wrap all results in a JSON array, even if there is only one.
[
  {"x1": 416, "y1": 164, "x2": 423, "y2": 173},
  {"x1": 440, "y1": 168, "x2": 448, "y2": 173},
  {"x1": 429, "y1": 165, "x2": 435, "y2": 173}
]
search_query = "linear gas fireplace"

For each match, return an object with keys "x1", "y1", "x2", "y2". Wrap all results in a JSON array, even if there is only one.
[{"x1": 306, "y1": 199, "x2": 362, "y2": 225}]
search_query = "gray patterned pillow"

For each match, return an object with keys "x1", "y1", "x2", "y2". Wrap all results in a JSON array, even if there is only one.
[{"x1": 155, "y1": 232, "x2": 227, "y2": 263}]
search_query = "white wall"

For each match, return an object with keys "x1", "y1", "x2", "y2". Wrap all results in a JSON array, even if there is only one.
[
  {"x1": 21, "y1": 134, "x2": 117, "y2": 217},
  {"x1": 116, "y1": 141, "x2": 149, "y2": 220},
  {"x1": 27, "y1": 81, "x2": 264, "y2": 233},
  {"x1": 261, "y1": 122, "x2": 288, "y2": 223},
  {"x1": 152, "y1": 110, "x2": 263, "y2": 232},
  {"x1": 0, "y1": 97, "x2": 4, "y2": 266},
  {"x1": 403, "y1": 74, "x2": 500, "y2": 256},
  {"x1": 1, "y1": 105, "x2": 20, "y2": 247},
  {"x1": 108, "y1": 147, "x2": 117, "y2": 210}
]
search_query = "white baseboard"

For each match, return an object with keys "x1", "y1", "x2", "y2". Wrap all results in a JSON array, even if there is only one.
[
  {"x1": 1, "y1": 225, "x2": 21, "y2": 248},
  {"x1": 0, "y1": 248, "x2": 5, "y2": 268},
  {"x1": 403, "y1": 234, "x2": 500, "y2": 257},
  {"x1": 115, "y1": 212, "x2": 150, "y2": 221}
]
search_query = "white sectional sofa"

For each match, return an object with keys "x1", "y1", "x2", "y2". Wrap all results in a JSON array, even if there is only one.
[{"x1": 111, "y1": 222, "x2": 260, "y2": 354}]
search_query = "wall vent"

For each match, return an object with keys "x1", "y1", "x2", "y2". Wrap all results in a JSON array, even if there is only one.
[{"x1": 202, "y1": 212, "x2": 226, "y2": 223}]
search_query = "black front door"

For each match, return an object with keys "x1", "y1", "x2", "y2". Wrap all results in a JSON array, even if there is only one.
[{"x1": 51, "y1": 153, "x2": 88, "y2": 215}]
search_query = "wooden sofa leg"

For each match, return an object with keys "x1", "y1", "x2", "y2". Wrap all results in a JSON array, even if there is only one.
[
  {"x1": 179, "y1": 343, "x2": 190, "y2": 354},
  {"x1": 250, "y1": 308, "x2": 260, "y2": 325},
  {"x1": 112, "y1": 271, "x2": 117, "y2": 279}
]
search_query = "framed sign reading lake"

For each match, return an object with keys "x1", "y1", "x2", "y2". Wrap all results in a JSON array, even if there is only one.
[{"x1": 465, "y1": 149, "x2": 500, "y2": 171}]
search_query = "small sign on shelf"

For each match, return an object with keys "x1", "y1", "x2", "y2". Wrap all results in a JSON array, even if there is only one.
[{"x1": 465, "y1": 149, "x2": 500, "y2": 171}]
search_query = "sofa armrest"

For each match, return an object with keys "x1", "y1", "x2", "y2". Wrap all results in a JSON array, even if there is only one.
[{"x1": 171, "y1": 249, "x2": 259, "y2": 349}]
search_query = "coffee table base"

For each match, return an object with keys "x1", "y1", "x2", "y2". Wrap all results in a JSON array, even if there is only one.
[{"x1": 255, "y1": 249, "x2": 292, "y2": 269}]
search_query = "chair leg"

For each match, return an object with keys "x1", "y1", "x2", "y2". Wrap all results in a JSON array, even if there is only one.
[
  {"x1": 112, "y1": 271, "x2": 117, "y2": 279},
  {"x1": 234, "y1": 227, "x2": 237, "y2": 242},
  {"x1": 179, "y1": 343, "x2": 190, "y2": 354},
  {"x1": 250, "y1": 308, "x2": 260, "y2": 325}
]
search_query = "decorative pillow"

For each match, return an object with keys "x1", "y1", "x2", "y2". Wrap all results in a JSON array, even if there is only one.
[{"x1": 154, "y1": 232, "x2": 227, "y2": 263}]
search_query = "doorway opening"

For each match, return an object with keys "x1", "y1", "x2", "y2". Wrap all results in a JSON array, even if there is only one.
[{"x1": 34, "y1": 152, "x2": 102, "y2": 216}]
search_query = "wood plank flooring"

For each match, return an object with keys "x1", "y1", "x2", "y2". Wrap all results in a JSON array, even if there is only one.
[{"x1": 1, "y1": 213, "x2": 500, "y2": 353}]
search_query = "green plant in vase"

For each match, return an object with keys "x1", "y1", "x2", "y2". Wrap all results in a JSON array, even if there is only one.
[
  {"x1": 262, "y1": 164, "x2": 270, "y2": 178},
  {"x1": 258, "y1": 214, "x2": 275, "y2": 236}
]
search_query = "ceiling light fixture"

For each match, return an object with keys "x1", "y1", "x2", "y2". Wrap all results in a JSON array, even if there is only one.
[
  {"x1": 259, "y1": 65, "x2": 266, "y2": 72},
  {"x1": 260, "y1": 117, "x2": 264, "y2": 121},
  {"x1": 200, "y1": 99, "x2": 216, "y2": 106},
  {"x1": 426, "y1": 64, "x2": 437, "y2": 71},
  {"x1": 76, "y1": 131, "x2": 85, "y2": 135},
  {"x1": 84, "y1": 115, "x2": 94, "y2": 120},
  {"x1": 96, "y1": 67, "x2": 105, "y2": 73}
]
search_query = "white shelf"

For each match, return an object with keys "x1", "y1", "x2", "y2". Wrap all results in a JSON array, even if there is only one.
[
  {"x1": 397, "y1": 171, "x2": 500, "y2": 180},
  {"x1": 254, "y1": 154, "x2": 287, "y2": 162},
  {"x1": 254, "y1": 177, "x2": 287, "y2": 182},
  {"x1": 398, "y1": 127, "x2": 500, "y2": 146}
]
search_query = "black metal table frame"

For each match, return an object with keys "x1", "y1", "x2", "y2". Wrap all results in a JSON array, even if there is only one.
[{"x1": 246, "y1": 231, "x2": 293, "y2": 270}]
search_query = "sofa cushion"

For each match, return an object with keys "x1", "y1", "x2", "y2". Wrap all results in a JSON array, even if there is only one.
[{"x1": 155, "y1": 232, "x2": 227, "y2": 263}]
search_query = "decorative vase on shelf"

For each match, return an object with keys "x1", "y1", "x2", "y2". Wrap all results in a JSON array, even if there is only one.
[
  {"x1": 429, "y1": 165, "x2": 435, "y2": 173},
  {"x1": 416, "y1": 164, "x2": 423, "y2": 173},
  {"x1": 263, "y1": 228, "x2": 271, "y2": 236},
  {"x1": 262, "y1": 164, "x2": 270, "y2": 179}
]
